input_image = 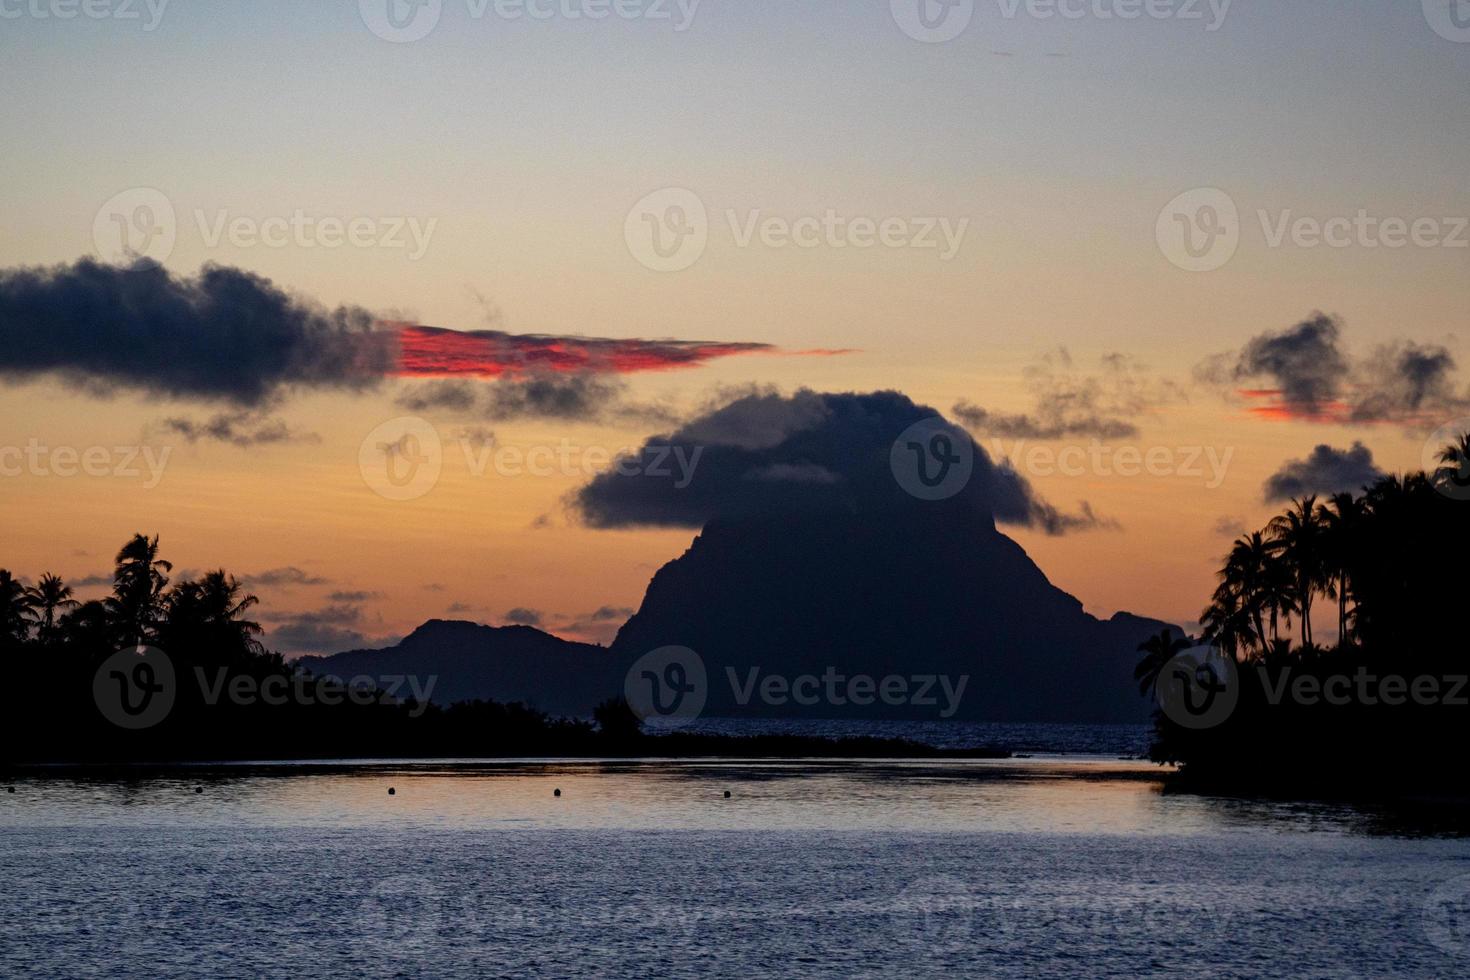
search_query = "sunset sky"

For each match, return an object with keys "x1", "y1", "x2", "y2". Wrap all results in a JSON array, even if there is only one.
[{"x1": 1, "y1": 1, "x2": 1466, "y2": 653}]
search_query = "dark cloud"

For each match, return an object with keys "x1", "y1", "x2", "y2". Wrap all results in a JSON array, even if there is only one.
[
  {"x1": 1232, "y1": 313, "x2": 1348, "y2": 413},
  {"x1": 328, "y1": 590, "x2": 383, "y2": 603},
  {"x1": 261, "y1": 603, "x2": 362, "y2": 626},
  {"x1": 159, "y1": 411, "x2": 318, "y2": 447},
  {"x1": 244, "y1": 567, "x2": 329, "y2": 588},
  {"x1": 954, "y1": 349, "x2": 1183, "y2": 440},
  {"x1": 1263, "y1": 442, "x2": 1386, "y2": 502},
  {"x1": 261, "y1": 601, "x2": 400, "y2": 654},
  {"x1": 394, "y1": 374, "x2": 677, "y2": 426},
  {"x1": 1350, "y1": 342, "x2": 1465, "y2": 423},
  {"x1": 590, "y1": 606, "x2": 634, "y2": 622},
  {"x1": 1212, "y1": 516, "x2": 1245, "y2": 537},
  {"x1": 0, "y1": 258, "x2": 833, "y2": 410},
  {"x1": 396, "y1": 380, "x2": 478, "y2": 413},
  {"x1": 457, "y1": 426, "x2": 496, "y2": 450},
  {"x1": 504, "y1": 607, "x2": 544, "y2": 627},
  {"x1": 573, "y1": 389, "x2": 1110, "y2": 536},
  {"x1": 0, "y1": 258, "x2": 391, "y2": 406},
  {"x1": 70, "y1": 572, "x2": 114, "y2": 588},
  {"x1": 1197, "y1": 314, "x2": 1466, "y2": 425}
]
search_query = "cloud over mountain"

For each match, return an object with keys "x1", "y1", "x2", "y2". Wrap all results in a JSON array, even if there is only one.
[{"x1": 573, "y1": 388, "x2": 1111, "y2": 535}]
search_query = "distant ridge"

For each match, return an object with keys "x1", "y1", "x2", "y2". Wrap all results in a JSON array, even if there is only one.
[{"x1": 295, "y1": 620, "x2": 619, "y2": 718}]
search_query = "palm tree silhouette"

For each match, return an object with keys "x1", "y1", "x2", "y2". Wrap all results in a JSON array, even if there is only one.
[
  {"x1": 1134, "y1": 628, "x2": 1193, "y2": 697},
  {"x1": 168, "y1": 570, "x2": 264, "y2": 657},
  {"x1": 1223, "y1": 532, "x2": 1273, "y2": 653},
  {"x1": 1435, "y1": 432, "x2": 1470, "y2": 494},
  {"x1": 1268, "y1": 496, "x2": 1326, "y2": 647},
  {"x1": 0, "y1": 570, "x2": 37, "y2": 651},
  {"x1": 106, "y1": 534, "x2": 173, "y2": 646},
  {"x1": 26, "y1": 573, "x2": 78, "y2": 645},
  {"x1": 1317, "y1": 493, "x2": 1366, "y2": 648}
]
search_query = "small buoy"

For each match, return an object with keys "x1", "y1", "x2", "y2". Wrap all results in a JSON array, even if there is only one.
[
  {"x1": 5, "y1": 787, "x2": 13, "y2": 794},
  {"x1": 194, "y1": 787, "x2": 203, "y2": 794},
  {"x1": 724, "y1": 791, "x2": 732, "y2": 799},
  {"x1": 554, "y1": 788, "x2": 561, "y2": 798},
  {"x1": 388, "y1": 787, "x2": 396, "y2": 796}
]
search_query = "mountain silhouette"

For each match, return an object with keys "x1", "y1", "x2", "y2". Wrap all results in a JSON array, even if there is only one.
[
  {"x1": 607, "y1": 496, "x2": 1174, "y2": 723},
  {"x1": 295, "y1": 621, "x2": 619, "y2": 718}
]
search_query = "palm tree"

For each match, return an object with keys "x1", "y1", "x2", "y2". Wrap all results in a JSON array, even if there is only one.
[
  {"x1": 168, "y1": 570, "x2": 263, "y2": 657},
  {"x1": 26, "y1": 573, "x2": 78, "y2": 643},
  {"x1": 1222, "y1": 532, "x2": 1274, "y2": 653},
  {"x1": 1134, "y1": 628, "x2": 1193, "y2": 697},
  {"x1": 1317, "y1": 493, "x2": 1366, "y2": 648},
  {"x1": 0, "y1": 570, "x2": 37, "y2": 650},
  {"x1": 1201, "y1": 590, "x2": 1253, "y2": 663},
  {"x1": 1268, "y1": 496, "x2": 1326, "y2": 648},
  {"x1": 106, "y1": 534, "x2": 172, "y2": 646},
  {"x1": 1435, "y1": 432, "x2": 1470, "y2": 496}
]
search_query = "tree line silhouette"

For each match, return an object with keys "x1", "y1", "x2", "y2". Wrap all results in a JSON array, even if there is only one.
[
  {"x1": 0, "y1": 535, "x2": 981, "y2": 764},
  {"x1": 1139, "y1": 433, "x2": 1470, "y2": 793}
]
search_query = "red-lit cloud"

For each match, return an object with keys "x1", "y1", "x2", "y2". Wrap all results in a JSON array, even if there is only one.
[{"x1": 395, "y1": 325, "x2": 848, "y2": 379}]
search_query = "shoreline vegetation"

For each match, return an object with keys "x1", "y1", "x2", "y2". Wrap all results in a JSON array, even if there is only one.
[
  {"x1": 0, "y1": 541, "x2": 1008, "y2": 764},
  {"x1": 1139, "y1": 434, "x2": 1470, "y2": 801}
]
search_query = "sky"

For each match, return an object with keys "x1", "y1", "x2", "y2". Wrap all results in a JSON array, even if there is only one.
[{"x1": 1, "y1": 0, "x2": 1467, "y2": 652}]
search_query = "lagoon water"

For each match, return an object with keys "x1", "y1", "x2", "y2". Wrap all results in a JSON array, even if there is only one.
[{"x1": 3, "y1": 758, "x2": 1470, "y2": 978}]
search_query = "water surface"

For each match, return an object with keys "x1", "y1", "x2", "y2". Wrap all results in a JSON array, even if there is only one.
[{"x1": 3, "y1": 759, "x2": 1468, "y2": 978}]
